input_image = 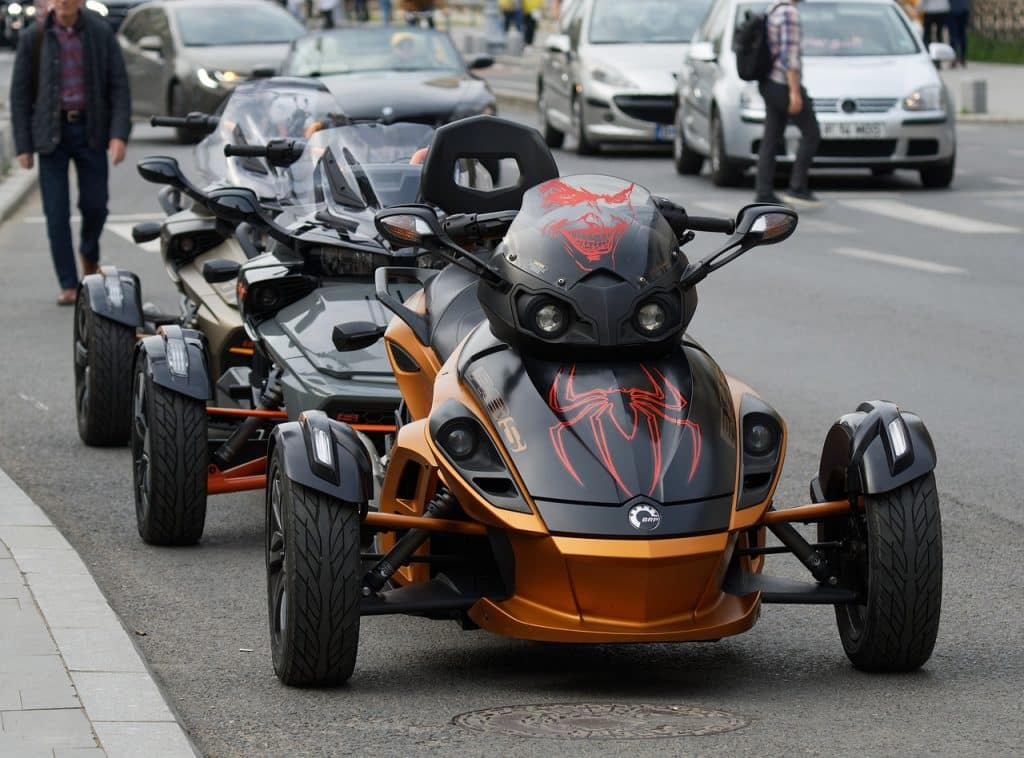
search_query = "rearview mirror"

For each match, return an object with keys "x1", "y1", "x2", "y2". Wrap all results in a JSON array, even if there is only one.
[
  {"x1": 688, "y1": 41, "x2": 716, "y2": 63},
  {"x1": 202, "y1": 258, "x2": 242, "y2": 284},
  {"x1": 138, "y1": 35, "x2": 163, "y2": 54},
  {"x1": 332, "y1": 322, "x2": 386, "y2": 352},
  {"x1": 206, "y1": 187, "x2": 262, "y2": 225},
  {"x1": 545, "y1": 34, "x2": 570, "y2": 55},
  {"x1": 131, "y1": 222, "x2": 161, "y2": 244},
  {"x1": 137, "y1": 156, "x2": 186, "y2": 189},
  {"x1": 928, "y1": 42, "x2": 956, "y2": 63},
  {"x1": 734, "y1": 204, "x2": 798, "y2": 246},
  {"x1": 374, "y1": 205, "x2": 444, "y2": 250}
]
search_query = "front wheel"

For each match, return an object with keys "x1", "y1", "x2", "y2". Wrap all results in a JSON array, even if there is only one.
[
  {"x1": 132, "y1": 349, "x2": 208, "y2": 545},
  {"x1": 710, "y1": 110, "x2": 743, "y2": 187},
  {"x1": 572, "y1": 95, "x2": 598, "y2": 156},
  {"x1": 919, "y1": 153, "x2": 955, "y2": 189},
  {"x1": 538, "y1": 83, "x2": 565, "y2": 149},
  {"x1": 74, "y1": 286, "x2": 136, "y2": 445},
  {"x1": 266, "y1": 445, "x2": 362, "y2": 687},
  {"x1": 673, "y1": 107, "x2": 704, "y2": 175},
  {"x1": 821, "y1": 472, "x2": 942, "y2": 671}
]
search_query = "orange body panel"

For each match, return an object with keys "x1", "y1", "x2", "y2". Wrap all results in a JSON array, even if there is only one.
[{"x1": 383, "y1": 290, "x2": 441, "y2": 421}]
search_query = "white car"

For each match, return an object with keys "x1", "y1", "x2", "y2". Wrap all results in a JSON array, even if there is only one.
[
  {"x1": 538, "y1": 0, "x2": 713, "y2": 154},
  {"x1": 674, "y1": 0, "x2": 957, "y2": 187}
]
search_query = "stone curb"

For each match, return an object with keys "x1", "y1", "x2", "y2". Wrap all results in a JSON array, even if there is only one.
[{"x1": 0, "y1": 467, "x2": 200, "y2": 758}]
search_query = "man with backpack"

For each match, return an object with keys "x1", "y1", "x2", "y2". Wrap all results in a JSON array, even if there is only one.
[{"x1": 748, "y1": 0, "x2": 821, "y2": 206}]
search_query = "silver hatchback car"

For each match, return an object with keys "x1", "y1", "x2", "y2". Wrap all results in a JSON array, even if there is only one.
[
  {"x1": 538, "y1": 0, "x2": 712, "y2": 154},
  {"x1": 673, "y1": 0, "x2": 957, "y2": 187}
]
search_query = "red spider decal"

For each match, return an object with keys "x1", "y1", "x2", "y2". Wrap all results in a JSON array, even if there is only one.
[
  {"x1": 548, "y1": 364, "x2": 702, "y2": 497},
  {"x1": 539, "y1": 179, "x2": 636, "y2": 271}
]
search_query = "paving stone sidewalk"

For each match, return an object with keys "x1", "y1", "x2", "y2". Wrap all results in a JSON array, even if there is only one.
[{"x1": 0, "y1": 468, "x2": 197, "y2": 758}]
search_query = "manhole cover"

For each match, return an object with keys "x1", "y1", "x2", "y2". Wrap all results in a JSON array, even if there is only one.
[{"x1": 452, "y1": 703, "x2": 749, "y2": 740}]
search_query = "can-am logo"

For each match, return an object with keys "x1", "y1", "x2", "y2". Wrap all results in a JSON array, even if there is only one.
[{"x1": 628, "y1": 503, "x2": 662, "y2": 531}]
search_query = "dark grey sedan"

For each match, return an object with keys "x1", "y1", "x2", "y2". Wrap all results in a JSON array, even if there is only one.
[
  {"x1": 280, "y1": 27, "x2": 497, "y2": 125},
  {"x1": 118, "y1": 0, "x2": 304, "y2": 133}
]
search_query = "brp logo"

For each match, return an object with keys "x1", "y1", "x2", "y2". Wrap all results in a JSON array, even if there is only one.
[{"x1": 628, "y1": 503, "x2": 662, "y2": 532}]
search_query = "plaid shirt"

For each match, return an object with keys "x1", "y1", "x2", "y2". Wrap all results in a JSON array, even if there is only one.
[
  {"x1": 766, "y1": 1, "x2": 801, "y2": 86},
  {"x1": 54, "y1": 16, "x2": 87, "y2": 111}
]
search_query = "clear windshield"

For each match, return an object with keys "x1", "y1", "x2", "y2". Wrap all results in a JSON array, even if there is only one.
[
  {"x1": 194, "y1": 81, "x2": 346, "y2": 199},
  {"x1": 286, "y1": 123, "x2": 436, "y2": 224},
  {"x1": 589, "y1": 0, "x2": 710, "y2": 44},
  {"x1": 737, "y1": 3, "x2": 920, "y2": 57},
  {"x1": 175, "y1": 5, "x2": 304, "y2": 47},
  {"x1": 285, "y1": 27, "x2": 464, "y2": 76}
]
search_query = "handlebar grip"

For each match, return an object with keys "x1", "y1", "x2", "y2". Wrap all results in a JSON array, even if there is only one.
[
  {"x1": 686, "y1": 215, "x2": 735, "y2": 235},
  {"x1": 150, "y1": 115, "x2": 189, "y2": 127},
  {"x1": 224, "y1": 145, "x2": 267, "y2": 158}
]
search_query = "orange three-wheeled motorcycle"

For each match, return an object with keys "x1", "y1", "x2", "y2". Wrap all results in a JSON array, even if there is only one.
[{"x1": 262, "y1": 117, "x2": 941, "y2": 686}]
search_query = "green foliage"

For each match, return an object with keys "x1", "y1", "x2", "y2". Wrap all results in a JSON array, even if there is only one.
[{"x1": 968, "y1": 33, "x2": 1024, "y2": 64}]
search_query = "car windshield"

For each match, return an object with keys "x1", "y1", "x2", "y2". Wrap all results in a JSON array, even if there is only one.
[
  {"x1": 589, "y1": 0, "x2": 711, "y2": 44},
  {"x1": 194, "y1": 81, "x2": 346, "y2": 197},
  {"x1": 736, "y1": 2, "x2": 920, "y2": 57},
  {"x1": 175, "y1": 5, "x2": 304, "y2": 47},
  {"x1": 285, "y1": 27, "x2": 464, "y2": 76}
]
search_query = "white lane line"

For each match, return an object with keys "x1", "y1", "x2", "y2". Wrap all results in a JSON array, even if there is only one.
[
  {"x1": 23, "y1": 213, "x2": 163, "y2": 224},
  {"x1": 16, "y1": 393, "x2": 49, "y2": 412},
  {"x1": 839, "y1": 198, "x2": 1019, "y2": 234},
  {"x1": 834, "y1": 247, "x2": 966, "y2": 274},
  {"x1": 1009, "y1": 149, "x2": 1024, "y2": 158},
  {"x1": 693, "y1": 200, "x2": 738, "y2": 216},
  {"x1": 106, "y1": 223, "x2": 160, "y2": 253},
  {"x1": 800, "y1": 218, "x2": 855, "y2": 235},
  {"x1": 991, "y1": 176, "x2": 1024, "y2": 186}
]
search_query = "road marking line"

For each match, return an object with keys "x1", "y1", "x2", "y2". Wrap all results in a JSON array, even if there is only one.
[
  {"x1": 839, "y1": 198, "x2": 1019, "y2": 234},
  {"x1": 17, "y1": 393, "x2": 49, "y2": 412},
  {"x1": 800, "y1": 218, "x2": 856, "y2": 235},
  {"x1": 834, "y1": 247, "x2": 966, "y2": 274},
  {"x1": 1010, "y1": 149, "x2": 1024, "y2": 158},
  {"x1": 991, "y1": 176, "x2": 1024, "y2": 186},
  {"x1": 106, "y1": 223, "x2": 160, "y2": 253},
  {"x1": 23, "y1": 213, "x2": 163, "y2": 224}
]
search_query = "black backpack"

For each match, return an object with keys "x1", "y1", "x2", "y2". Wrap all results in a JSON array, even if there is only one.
[{"x1": 733, "y1": 3, "x2": 783, "y2": 82}]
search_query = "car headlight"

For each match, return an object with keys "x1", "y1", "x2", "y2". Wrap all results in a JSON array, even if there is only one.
[
  {"x1": 903, "y1": 85, "x2": 943, "y2": 111},
  {"x1": 85, "y1": 1, "x2": 109, "y2": 16},
  {"x1": 196, "y1": 68, "x2": 242, "y2": 90},
  {"x1": 740, "y1": 87, "x2": 766, "y2": 117},
  {"x1": 7, "y1": 3, "x2": 23, "y2": 15},
  {"x1": 590, "y1": 65, "x2": 637, "y2": 89}
]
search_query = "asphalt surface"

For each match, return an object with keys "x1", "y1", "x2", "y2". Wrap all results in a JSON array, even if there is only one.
[{"x1": 1, "y1": 110, "x2": 1023, "y2": 756}]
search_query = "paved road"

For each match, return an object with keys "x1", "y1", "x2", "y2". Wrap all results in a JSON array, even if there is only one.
[{"x1": 1, "y1": 114, "x2": 1022, "y2": 756}]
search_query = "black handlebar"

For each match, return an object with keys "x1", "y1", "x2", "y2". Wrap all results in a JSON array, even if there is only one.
[
  {"x1": 150, "y1": 113, "x2": 218, "y2": 133},
  {"x1": 653, "y1": 196, "x2": 735, "y2": 237},
  {"x1": 223, "y1": 139, "x2": 306, "y2": 167},
  {"x1": 685, "y1": 215, "x2": 736, "y2": 234},
  {"x1": 223, "y1": 144, "x2": 269, "y2": 158}
]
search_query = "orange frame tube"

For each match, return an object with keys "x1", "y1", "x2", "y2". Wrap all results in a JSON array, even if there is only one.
[
  {"x1": 363, "y1": 511, "x2": 487, "y2": 537},
  {"x1": 207, "y1": 457, "x2": 267, "y2": 495},
  {"x1": 761, "y1": 499, "x2": 862, "y2": 524}
]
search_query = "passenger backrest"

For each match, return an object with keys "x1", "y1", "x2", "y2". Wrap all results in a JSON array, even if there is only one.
[{"x1": 418, "y1": 116, "x2": 559, "y2": 214}]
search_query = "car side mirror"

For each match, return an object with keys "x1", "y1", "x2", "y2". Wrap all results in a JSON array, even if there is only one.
[
  {"x1": 332, "y1": 322, "x2": 386, "y2": 352},
  {"x1": 202, "y1": 258, "x2": 242, "y2": 284},
  {"x1": 137, "y1": 156, "x2": 187, "y2": 190},
  {"x1": 546, "y1": 34, "x2": 571, "y2": 54},
  {"x1": 206, "y1": 187, "x2": 263, "y2": 225},
  {"x1": 467, "y1": 55, "x2": 494, "y2": 70},
  {"x1": 131, "y1": 221, "x2": 161, "y2": 244},
  {"x1": 734, "y1": 204, "x2": 798, "y2": 247},
  {"x1": 138, "y1": 35, "x2": 163, "y2": 55},
  {"x1": 375, "y1": 205, "x2": 444, "y2": 250},
  {"x1": 689, "y1": 41, "x2": 716, "y2": 63},
  {"x1": 928, "y1": 42, "x2": 956, "y2": 63}
]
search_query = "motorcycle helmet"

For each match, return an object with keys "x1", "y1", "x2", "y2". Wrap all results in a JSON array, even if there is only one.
[{"x1": 477, "y1": 175, "x2": 696, "y2": 360}]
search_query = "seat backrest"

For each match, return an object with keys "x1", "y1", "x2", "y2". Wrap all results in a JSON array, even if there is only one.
[{"x1": 418, "y1": 116, "x2": 559, "y2": 214}]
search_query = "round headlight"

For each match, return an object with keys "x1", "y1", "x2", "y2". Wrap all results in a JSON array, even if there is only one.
[
  {"x1": 636, "y1": 301, "x2": 667, "y2": 334},
  {"x1": 745, "y1": 423, "x2": 775, "y2": 455},
  {"x1": 534, "y1": 302, "x2": 566, "y2": 335},
  {"x1": 441, "y1": 423, "x2": 477, "y2": 460},
  {"x1": 254, "y1": 288, "x2": 279, "y2": 310}
]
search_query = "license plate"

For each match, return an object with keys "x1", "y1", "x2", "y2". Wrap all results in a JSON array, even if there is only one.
[
  {"x1": 821, "y1": 121, "x2": 886, "y2": 139},
  {"x1": 655, "y1": 124, "x2": 677, "y2": 142}
]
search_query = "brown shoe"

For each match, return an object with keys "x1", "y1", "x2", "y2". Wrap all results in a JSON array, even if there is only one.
[
  {"x1": 81, "y1": 258, "x2": 101, "y2": 277},
  {"x1": 57, "y1": 288, "x2": 77, "y2": 306}
]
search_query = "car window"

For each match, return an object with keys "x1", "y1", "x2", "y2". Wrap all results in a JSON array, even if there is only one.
[
  {"x1": 285, "y1": 28, "x2": 463, "y2": 76},
  {"x1": 698, "y1": 0, "x2": 727, "y2": 42},
  {"x1": 121, "y1": 8, "x2": 153, "y2": 44},
  {"x1": 174, "y1": 4, "x2": 305, "y2": 46},
  {"x1": 150, "y1": 9, "x2": 171, "y2": 48},
  {"x1": 559, "y1": 0, "x2": 582, "y2": 32},
  {"x1": 735, "y1": 1, "x2": 921, "y2": 56},
  {"x1": 588, "y1": 0, "x2": 712, "y2": 44}
]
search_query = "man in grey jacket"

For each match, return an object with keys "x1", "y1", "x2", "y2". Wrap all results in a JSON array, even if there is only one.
[{"x1": 9, "y1": 0, "x2": 131, "y2": 305}]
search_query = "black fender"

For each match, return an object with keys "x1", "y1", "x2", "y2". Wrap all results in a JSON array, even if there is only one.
[
  {"x1": 814, "y1": 401, "x2": 936, "y2": 501},
  {"x1": 267, "y1": 411, "x2": 373, "y2": 505},
  {"x1": 78, "y1": 267, "x2": 144, "y2": 328},
  {"x1": 136, "y1": 325, "x2": 212, "y2": 402}
]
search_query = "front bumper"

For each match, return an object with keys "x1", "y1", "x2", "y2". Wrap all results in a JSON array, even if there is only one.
[
  {"x1": 581, "y1": 82, "x2": 677, "y2": 144},
  {"x1": 730, "y1": 108, "x2": 956, "y2": 168}
]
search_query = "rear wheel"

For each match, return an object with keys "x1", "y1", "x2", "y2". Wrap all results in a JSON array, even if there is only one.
[
  {"x1": 820, "y1": 472, "x2": 942, "y2": 671},
  {"x1": 919, "y1": 153, "x2": 955, "y2": 189},
  {"x1": 74, "y1": 286, "x2": 136, "y2": 445},
  {"x1": 710, "y1": 110, "x2": 743, "y2": 187},
  {"x1": 672, "y1": 107, "x2": 703, "y2": 175},
  {"x1": 538, "y1": 82, "x2": 565, "y2": 149},
  {"x1": 266, "y1": 445, "x2": 362, "y2": 686},
  {"x1": 132, "y1": 349, "x2": 208, "y2": 545},
  {"x1": 572, "y1": 94, "x2": 598, "y2": 156}
]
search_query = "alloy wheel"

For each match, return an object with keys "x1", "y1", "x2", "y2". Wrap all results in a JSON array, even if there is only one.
[
  {"x1": 132, "y1": 371, "x2": 151, "y2": 524},
  {"x1": 267, "y1": 470, "x2": 288, "y2": 655}
]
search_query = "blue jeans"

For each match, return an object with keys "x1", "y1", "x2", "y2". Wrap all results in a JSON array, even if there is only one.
[{"x1": 38, "y1": 120, "x2": 109, "y2": 290}]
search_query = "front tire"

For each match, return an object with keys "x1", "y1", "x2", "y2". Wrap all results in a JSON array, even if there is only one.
[
  {"x1": 266, "y1": 446, "x2": 362, "y2": 687},
  {"x1": 132, "y1": 349, "x2": 208, "y2": 545},
  {"x1": 821, "y1": 472, "x2": 942, "y2": 671},
  {"x1": 919, "y1": 153, "x2": 955, "y2": 189},
  {"x1": 74, "y1": 286, "x2": 136, "y2": 445},
  {"x1": 571, "y1": 94, "x2": 598, "y2": 156},
  {"x1": 710, "y1": 110, "x2": 743, "y2": 187},
  {"x1": 538, "y1": 82, "x2": 565, "y2": 149},
  {"x1": 673, "y1": 107, "x2": 703, "y2": 175}
]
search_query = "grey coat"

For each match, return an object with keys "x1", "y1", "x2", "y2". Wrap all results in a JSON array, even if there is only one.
[{"x1": 9, "y1": 10, "x2": 131, "y2": 156}]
